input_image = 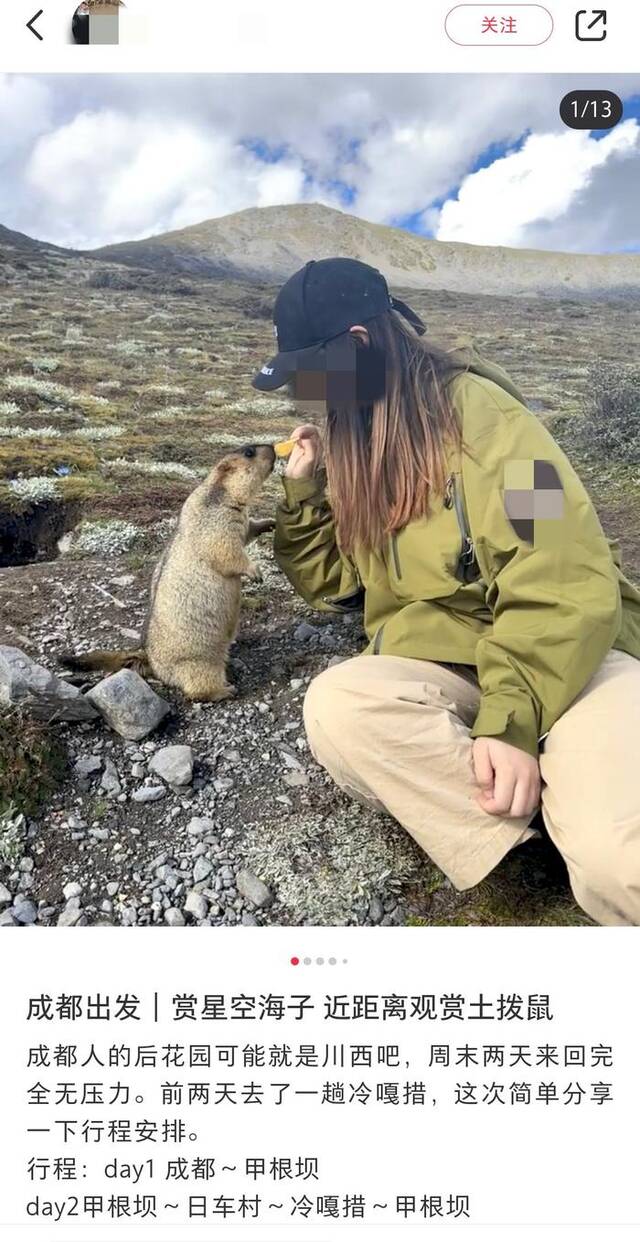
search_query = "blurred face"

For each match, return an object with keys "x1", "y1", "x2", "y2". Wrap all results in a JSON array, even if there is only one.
[{"x1": 288, "y1": 325, "x2": 385, "y2": 416}]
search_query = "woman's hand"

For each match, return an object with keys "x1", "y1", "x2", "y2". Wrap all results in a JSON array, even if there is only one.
[
  {"x1": 472, "y1": 737, "x2": 541, "y2": 819},
  {"x1": 285, "y1": 424, "x2": 324, "y2": 481}
]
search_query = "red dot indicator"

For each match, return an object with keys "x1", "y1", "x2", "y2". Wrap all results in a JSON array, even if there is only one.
[{"x1": 290, "y1": 956, "x2": 300, "y2": 966}]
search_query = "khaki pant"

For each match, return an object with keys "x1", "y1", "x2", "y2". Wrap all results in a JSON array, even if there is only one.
[{"x1": 303, "y1": 649, "x2": 640, "y2": 926}]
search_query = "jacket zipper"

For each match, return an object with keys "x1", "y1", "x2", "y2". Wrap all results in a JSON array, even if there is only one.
[
  {"x1": 322, "y1": 566, "x2": 365, "y2": 612},
  {"x1": 391, "y1": 534, "x2": 402, "y2": 579},
  {"x1": 322, "y1": 586, "x2": 365, "y2": 611},
  {"x1": 445, "y1": 473, "x2": 476, "y2": 582}
]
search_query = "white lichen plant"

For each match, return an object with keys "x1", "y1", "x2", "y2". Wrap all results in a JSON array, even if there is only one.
[
  {"x1": 9, "y1": 477, "x2": 59, "y2": 503},
  {"x1": 71, "y1": 519, "x2": 142, "y2": 557}
]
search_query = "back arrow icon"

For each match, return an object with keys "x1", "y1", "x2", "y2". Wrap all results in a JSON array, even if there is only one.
[{"x1": 27, "y1": 10, "x2": 44, "y2": 41}]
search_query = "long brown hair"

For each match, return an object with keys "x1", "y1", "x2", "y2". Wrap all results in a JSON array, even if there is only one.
[{"x1": 325, "y1": 309, "x2": 461, "y2": 554}]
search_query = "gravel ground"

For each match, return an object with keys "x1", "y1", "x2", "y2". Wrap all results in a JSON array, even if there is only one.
[
  {"x1": 0, "y1": 530, "x2": 591, "y2": 929},
  {"x1": 0, "y1": 537, "x2": 436, "y2": 929}
]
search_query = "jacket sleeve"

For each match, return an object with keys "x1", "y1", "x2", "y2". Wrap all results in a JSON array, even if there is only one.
[
  {"x1": 273, "y1": 470, "x2": 361, "y2": 611},
  {"x1": 461, "y1": 382, "x2": 621, "y2": 757}
]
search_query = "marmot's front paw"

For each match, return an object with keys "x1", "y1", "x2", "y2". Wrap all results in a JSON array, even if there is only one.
[{"x1": 253, "y1": 518, "x2": 276, "y2": 536}]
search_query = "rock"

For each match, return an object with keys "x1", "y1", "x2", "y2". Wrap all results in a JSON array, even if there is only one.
[
  {"x1": 74, "y1": 755, "x2": 103, "y2": 778},
  {"x1": 279, "y1": 749, "x2": 304, "y2": 771},
  {"x1": 131, "y1": 785, "x2": 166, "y2": 804},
  {"x1": 236, "y1": 869, "x2": 273, "y2": 909},
  {"x1": 63, "y1": 881, "x2": 83, "y2": 901},
  {"x1": 100, "y1": 758, "x2": 122, "y2": 797},
  {"x1": 222, "y1": 748, "x2": 241, "y2": 764},
  {"x1": 368, "y1": 897, "x2": 384, "y2": 925},
  {"x1": 0, "y1": 645, "x2": 97, "y2": 722},
  {"x1": 0, "y1": 910, "x2": 17, "y2": 927},
  {"x1": 106, "y1": 882, "x2": 119, "y2": 897},
  {"x1": 214, "y1": 777, "x2": 233, "y2": 793},
  {"x1": 193, "y1": 857, "x2": 213, "y2": 884},
  {"x1": 241, "y1": 912, "x2": 259, "y2": 927},
  {"x1": 327, "y1": 655, "x2": 348, "y2": 668},
  {"x1": 156, "y1": 864, "x2": 179, "y2": 889},
  {"x1": 164, "y1": 907, "x2": 185, "y2": 927},
  {"x1": 12, "y1": 896, "x2": 37, "y2": 925},
  {"x1": 294, "y1": 622, "x2": 319, "y2": 642},
  {"x1": 283, "y1": 771, "x2": 309, "y2": 788},
  {"x1": 149, "y1": 745, "x2": 194, "y2": 787},
  {"x1": 57, "y1": 902, "x2": 83, "y2": 927},
  {"x1": 187, "y1": 816, "x2": 213, "y2": 837},
  {"x1": 0, "y1": 883, "x2": 11, "y2": 906},
  {"x1": 185, "y1": 891, "x2": 208, "y2": 921},
  {"x1": 87, "y1": 669, "x2": 170, "y2": 741}
]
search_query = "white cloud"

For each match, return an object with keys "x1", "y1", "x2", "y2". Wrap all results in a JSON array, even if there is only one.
[
  {"x1": 434, "y1": 122, "x2": 640, "y2": 249},
  {"x1": 25, "y1": 111, "x2": 311, "y2": 247},
  {"x1": 2, "y1": 73, "x2": 640, "y2": 252},
  {"x1": 0, "y1": 76, "x2": 51, "y2": 160}
]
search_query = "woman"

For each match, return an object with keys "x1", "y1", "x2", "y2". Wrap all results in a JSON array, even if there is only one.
[{"x1": 252, "y1": 257, "x2": 640, "y2": 926}]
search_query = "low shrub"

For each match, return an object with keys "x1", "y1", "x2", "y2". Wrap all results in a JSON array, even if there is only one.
[
  {"x1": 577, "y1": 363, "x2": 640, "y2": 463},
  {"x1": 0, "y1": 712, "x2": 67, "y2": 817}
]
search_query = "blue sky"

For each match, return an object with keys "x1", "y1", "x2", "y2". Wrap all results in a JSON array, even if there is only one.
[{"x1": 1, "y1": 74, "x2": 639, "y2": 252}]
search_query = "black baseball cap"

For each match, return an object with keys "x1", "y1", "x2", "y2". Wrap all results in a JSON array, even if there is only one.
[{"x1": 252, "y1": 257, "x2": 426, "y2": 392}]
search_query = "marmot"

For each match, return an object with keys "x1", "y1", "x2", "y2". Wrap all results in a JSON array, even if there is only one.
[{"x1": 63, "y1": 443, "x2": 276, "y2": 701}]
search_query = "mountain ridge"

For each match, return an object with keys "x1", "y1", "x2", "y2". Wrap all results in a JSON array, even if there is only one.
[
  {"x1": 3, "y1": 204, "x2": 640, "y2": 299},
  {"x1": 91, "y1": 203, "x2": 640, "y2": 299}
]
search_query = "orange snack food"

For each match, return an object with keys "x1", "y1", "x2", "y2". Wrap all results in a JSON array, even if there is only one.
[{"x1": 274, "y1": 438, "x2": 296, "y2": 458}]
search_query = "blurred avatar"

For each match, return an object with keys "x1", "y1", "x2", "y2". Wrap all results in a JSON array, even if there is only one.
[
  {"x1": 72, "y1": 2, "x2": 90, "y2": 43},
  {"x1": 72, "y1": 0, "x2": 125, "y2": 45}
]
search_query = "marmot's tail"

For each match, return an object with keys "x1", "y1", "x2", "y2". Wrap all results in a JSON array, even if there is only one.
[{"x1": 60, "y1": 648, "x2": 148, "y2": 675}]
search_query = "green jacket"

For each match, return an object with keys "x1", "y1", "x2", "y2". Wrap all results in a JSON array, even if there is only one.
[{"x1": 274, "y1": 349, "x2": 640, "y2": 757}]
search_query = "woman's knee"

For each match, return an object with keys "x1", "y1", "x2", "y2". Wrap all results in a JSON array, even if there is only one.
[
  {"x1": 303, "y1": 660, "x2": 362, "y2": 756},
  {"x1": 579, "y1": 834, "x2": 639, "y2": 889},
  {"x1": 547, "y1": 810, "x2": 640, "y2": 925}
]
